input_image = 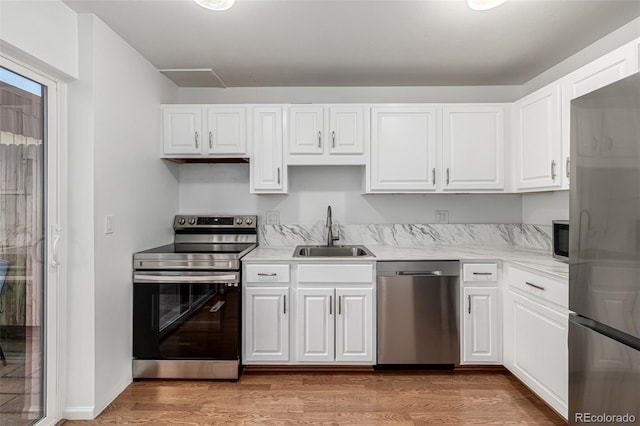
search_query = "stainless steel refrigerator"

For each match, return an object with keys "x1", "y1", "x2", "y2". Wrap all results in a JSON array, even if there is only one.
[{"x1": 569, "y1": 72, "x2": 640, "y2": 425}]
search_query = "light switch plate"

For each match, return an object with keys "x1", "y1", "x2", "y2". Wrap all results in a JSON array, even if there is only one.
[
  {"x1": 105, "y1": 215, "x2": 115, "y2": 234},
  {"x1": 266, "y1": 211, "x2": 280, "y2": 225},
  {"x1": 435, "y1": 210, "x2": 449, "y2": 224}
]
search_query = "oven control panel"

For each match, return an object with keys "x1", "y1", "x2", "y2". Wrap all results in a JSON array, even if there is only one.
[{"x1": 174, "y1": 215, "x2": 257, "y2": 230}]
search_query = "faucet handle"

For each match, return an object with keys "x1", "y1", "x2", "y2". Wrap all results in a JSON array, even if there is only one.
[{"x1": 331, "y1": 225, "x2": 340, "y2": 242}]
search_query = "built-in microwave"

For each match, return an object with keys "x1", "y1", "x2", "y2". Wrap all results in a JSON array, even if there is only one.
[{"x1": 552, "y1": 220, "x2": 569, "y2": 262}]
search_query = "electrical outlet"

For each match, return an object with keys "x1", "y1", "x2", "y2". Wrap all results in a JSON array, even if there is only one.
[
  {"x1": 435, "y1": 210, "x2": 449, "y2": 224},
  {"x1": 104, "y1": 215, "x2": 115, "y2": 234},
  {"x1": 266, "y1": 211, "x2": 280, "y2": 225}
]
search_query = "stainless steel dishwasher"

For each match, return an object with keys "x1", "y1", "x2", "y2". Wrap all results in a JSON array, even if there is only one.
[{"x1": 377, "y1": 261, "x2": 460, "y2": 366}]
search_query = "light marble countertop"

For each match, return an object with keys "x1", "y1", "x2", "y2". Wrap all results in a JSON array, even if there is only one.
[{"x1": 243, "y1": 244, "x2": 568, "y2": 280}]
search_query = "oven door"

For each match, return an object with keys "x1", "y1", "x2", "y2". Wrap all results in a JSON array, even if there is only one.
[{"x1": 133, "y1": 271, "x2": 240, "y2": 360}]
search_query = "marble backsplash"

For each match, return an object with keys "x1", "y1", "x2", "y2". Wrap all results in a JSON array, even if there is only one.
[{"x1": 258, "y1": 223, "x2": 552, "y2": 250}]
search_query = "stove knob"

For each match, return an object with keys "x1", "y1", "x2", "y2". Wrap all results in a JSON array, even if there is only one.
[
  {"x1": 235, "y1": 217, "x2": 243, "y2": 225},
  {"x1": 245, "y1": 217, "x2": 253, "y2": 225},
  {"x1": 188, "y1": 217, "x2": 196, "y2": 225},
  {"x1": 178, "y1": 217, "x2": 186, "y2": 225}
]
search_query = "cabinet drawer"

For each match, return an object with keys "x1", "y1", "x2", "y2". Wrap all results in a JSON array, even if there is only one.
[
  {"x1": 508, "y1": 265, "x2": 567, "y2": 309},
  {"x1": 463, "y1": 263, "x2": 498, "y2": 282},
  {"x1": 297, "y1": 264, "x2": 373, "y2": 283},
  {"x1": 245, "y1": 264, "x2": 290, "y2": 283}
]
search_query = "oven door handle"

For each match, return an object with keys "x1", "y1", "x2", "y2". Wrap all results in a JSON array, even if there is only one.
[{"x1": 134, "y1": 273, "x2": 239, "y2": 284}]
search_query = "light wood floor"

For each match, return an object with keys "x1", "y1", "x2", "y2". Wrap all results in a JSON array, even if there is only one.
[{"x1": 62, "y1": 370, "x2": 566, "y2": 425}]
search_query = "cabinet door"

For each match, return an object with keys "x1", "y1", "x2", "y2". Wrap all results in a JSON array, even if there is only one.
[
  {"x1": 504, "y1": 289, "x2": 568, "y2": 418},
  {"x1": 251, "y1": 107, "x2": 286, "y2": 193},
  {"x1": 561, "y1": 41, "x2": 638, "y2": 189},
  {"x1": 514, "y1": 84, "x2": 562, "y2": 191},
  {"x1": 370, "y1": 106, "x2": 438, "y2": 191},
  {"x1": 244, "y1": 287, "x2": 289, "y2": 363},
  {"x1": 296, "y1": 288, "x2": 334, "y2": 362},
  {"x1": 335, "y1": 287, "x2": 374, "y2": 363},
  {"x1": 162, "y1": 106, "x2": 202, "y2": 155},
  {"x1": 289, "y1": 106, "x2": 324, "y2": 155},
  {"x1": 328, "y1": 106, "x2": 364, "y2": 155},
  {"x1": 205, "y1": 107, "x2": 247, "y2": 155},
  {"x1": 442, "y1": 106, "x2": 504, "y2": 191},
  {"x1": 462, "y1": 286, "x2": 499, "y2": 364}
]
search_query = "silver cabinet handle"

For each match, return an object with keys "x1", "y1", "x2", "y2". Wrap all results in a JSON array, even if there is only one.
[
  {"x1": 329, "y1": 295, "x2": 332, "y2": 315},
  {"x1": 551, "y1": 160, "x2": 557, "y2": 181},
  {"x1": 338, "y1": 296, "x2": 342, "y2": 315},
  {"x1": 446, "y1": 168, "x2": 450, "y2": 185},
  {"x1": 566, "y1": 157, "x2": 570, "y2": 179},
  {"x1": 277, "y1": 167, "x2": 281, "y2": 185},
  {"x1": 467, "y1": 295, "x2": 471, "y2": 314},
  {"x1": 525, "y1": 281, "x2": 545, "y2": 291},
  {"x1": 257, "y1": 272, "x2": 277, "y2": 277},
  {"x1": 432, "y1": 168, "x2": 436, "y2": 186},
  {"x1": 332, "y1": 131, "x2": 336, "y2": 148},
  {"x1": 283, "y1": 295, "x2": 287, "y2": 314},
  {"x1": 195, "y1": 131, "x2": 199, "y2": 148},
  {"x1": 318, "y1": 131, "x2": 322, "y2": 148},
  {"x1": 209, "y1": 131, "x2": 213, "y2": 149}
]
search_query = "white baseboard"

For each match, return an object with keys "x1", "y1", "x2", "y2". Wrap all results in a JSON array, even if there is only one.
[{"x1": 62, "y1": 406, "x2": 95, "y2": 420}]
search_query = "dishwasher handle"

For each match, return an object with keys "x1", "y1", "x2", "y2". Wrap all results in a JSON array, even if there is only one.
[{"x1": 397, "y1": 271, "x2": 443, "y2": 277}]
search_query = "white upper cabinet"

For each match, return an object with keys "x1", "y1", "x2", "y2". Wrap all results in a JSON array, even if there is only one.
[
  {"x1": 514, "y1": 84, "x2": 562, "y2": 191},
  {"x1": 205, "y1": 107, "x2": 247, "y2": 155},
  {"x1": 161, "y1": 105, "x2": 248, "y2": 158},
  {"x1": 250, "y1": 106, "x2": 286, "y2": 194},
  {"x1": 162, "y1": 106, "x2": 202, "y2": 155},
  {"x1": 442, "y1": 105, "x2": 504, "y2": 191},
  {"x1": 287, "y1": 105, "x2": 366, "y2": 165},
  {"x1": 560, "y1": 40, "x2": 639, "y2": 189},
  {"x1": 369, "y1": 106, "x2": 439, "y2": 192},
  {"x1": 288, "y1": 106, "x2": 324, "y2": 155}
]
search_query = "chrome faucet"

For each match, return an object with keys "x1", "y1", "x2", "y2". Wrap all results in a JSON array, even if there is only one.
[{"x1": 326, "y1": 205, "x2": 339, "y2": 246}]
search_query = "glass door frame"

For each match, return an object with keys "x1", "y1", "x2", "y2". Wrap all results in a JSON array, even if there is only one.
[{"x1": 1, "y1": 54, "x2": 65, "y2": 426}]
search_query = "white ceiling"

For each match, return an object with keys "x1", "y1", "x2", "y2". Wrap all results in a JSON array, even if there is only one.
[{"x1": 64, "y1": 0, "x2": 640, "y2": 87}]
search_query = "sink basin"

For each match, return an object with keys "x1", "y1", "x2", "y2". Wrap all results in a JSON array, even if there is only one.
[{"x1": 293, "y1": 245, "x2": 375, "y2": 258}]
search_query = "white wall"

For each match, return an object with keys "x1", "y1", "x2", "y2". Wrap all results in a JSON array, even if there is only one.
[
  {"x1": 0, "y1": 0, "x2": 78, "y2": 78},
  {"x1": 179, "y1": 85, "x2": 519, "y2": 104},
  {"x1": 522, "y1": 191, "x2": 569, "y2": 226},
  {"x1": 66, "y1": 14, "x2": 179, "y2": 419},
  {"x1": 179, "y1": 164, "x2": 523, "y2": 224}
]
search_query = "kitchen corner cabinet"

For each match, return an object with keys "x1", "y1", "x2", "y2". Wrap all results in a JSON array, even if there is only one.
[
  {"x1": 369, "y1": 106, "x2": 439, "y2": 192},
  {"x1": 514, "y1": 84, "x2": 562, "y2": 191},
  {"x1": 503, "y1": 264, "x2": 568, "y2": 419},
  {"x1": 243, "y1": 264, "x2": 291, "y2": 363},
  {"x1": 161, "y1": 105, "x2": 248, "y2": 157},
  {"x1": 442, "y1": 105, "x2": 504, "y2": 191},
  {"x1": 461, "y1": 263, "x2": 500, "y2": 365},
  {"x1": 560, "y1": 40, "x2": 639, "y2": 189},
  {"x1": 287, "y1": 105, "x2": 366, "y2": 165},
  {"x1": 295, "y1": 263, "x2": 375, "y2": 364},
  {"x1": 250, "y1": 106, "x2": 287, "y2": 194}
]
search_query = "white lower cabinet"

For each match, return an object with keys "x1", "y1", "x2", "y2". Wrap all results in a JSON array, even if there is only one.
[
  {"x1": 296, "y1": 287, "x2": 374, "y2": 363},
  {"x1": 243, "y1": 261, "x2": 375, "y2": 365},
  {"x1": 503, "y1": 265, "x2": 568, "y2": 419},
  {"x1": 244, "y1": 287, "x2": 289, "y2": 362},
  {"x1": 462, "y1": 286, "x2": 500, "y2": 364}
]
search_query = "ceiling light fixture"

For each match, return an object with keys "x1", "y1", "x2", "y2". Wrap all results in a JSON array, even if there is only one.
[
  {"x1": 467, "y1": 0, "x2": 507, "y2": 11},
  {"x1": 193, "y1": 0, "x2": 235, "y2": 11}
]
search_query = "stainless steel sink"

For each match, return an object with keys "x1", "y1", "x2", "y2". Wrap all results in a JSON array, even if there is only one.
[{"x1": 293, "y1": 245, "x2": 375, "y2": 258}]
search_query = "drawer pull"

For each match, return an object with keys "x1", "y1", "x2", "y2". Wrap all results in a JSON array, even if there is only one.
[
  {"x1": 473, "y1": 272, "x2": 493, "y2": 276},
  {"x1": 257, "y1": 272, "x2": 277, "y2": 277},
  {"x1": 525, "y1": 281, "x2": 545, "y2": 291}
]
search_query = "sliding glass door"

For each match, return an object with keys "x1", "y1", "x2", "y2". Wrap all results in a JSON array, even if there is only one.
[{"x1": 0, "y1": 66, "x2": 46, "y2": 425}]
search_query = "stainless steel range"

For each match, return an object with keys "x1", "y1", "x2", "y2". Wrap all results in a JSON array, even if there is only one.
[{"x1": 132, "y1": 215, "x2": 257, "y2": 380}]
